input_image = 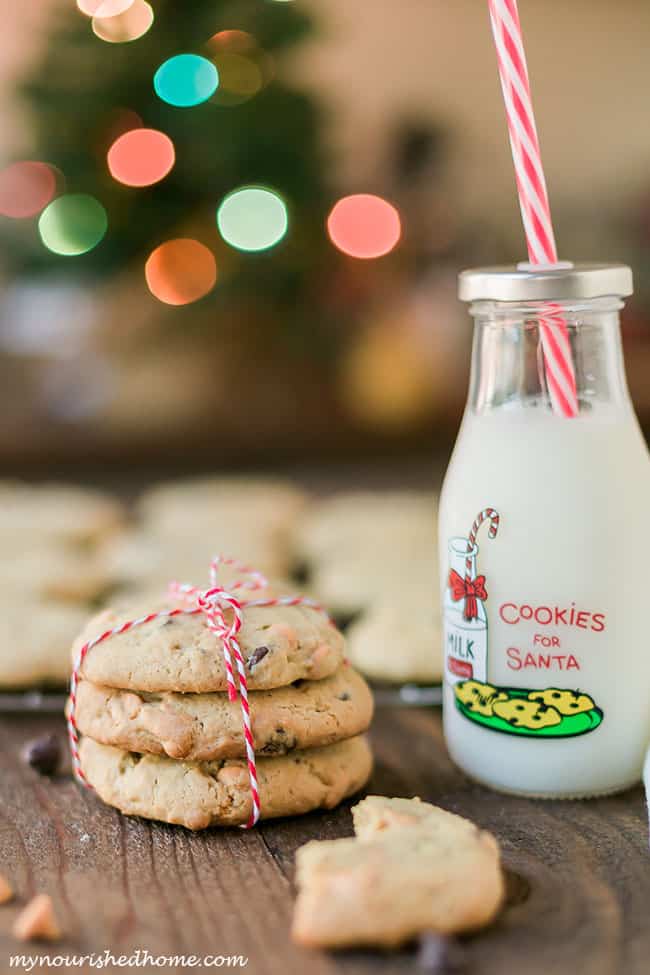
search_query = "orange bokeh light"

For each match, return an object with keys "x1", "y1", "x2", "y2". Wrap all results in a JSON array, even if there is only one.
[
  {"x1": 145, "y1": 239, "x2": 217, "y2": 305},
  {"x1": 207, "y1": 30, "x2": 258, "y2": 55},
  {"x1": 0, "y1": 161, "x2": 60, "y2": 219},
  {"x1": 107, "y1": 129, "x2": 175, "y2": 187},
  {"x1": 327, "y1": 194, "x2": 401, "y2": 259}
]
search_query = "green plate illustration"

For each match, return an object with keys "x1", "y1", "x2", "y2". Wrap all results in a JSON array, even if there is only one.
[{"x1": 455, "y1": 687, "x2": 604, "y2": 739}]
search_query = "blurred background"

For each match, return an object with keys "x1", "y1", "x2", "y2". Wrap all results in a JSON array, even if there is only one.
[{"x1": 1, "y1": 0, "x2": 649, "y2": 477}]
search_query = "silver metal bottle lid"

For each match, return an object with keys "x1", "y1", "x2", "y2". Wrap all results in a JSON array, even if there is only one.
[{"x1": 458, "y1": 262, "x2": 633, "y2": 302}]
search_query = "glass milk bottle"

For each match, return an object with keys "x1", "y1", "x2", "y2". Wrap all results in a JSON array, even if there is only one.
[{"x1": 439, "y1": 263, "x2": 650, "y2": 797}]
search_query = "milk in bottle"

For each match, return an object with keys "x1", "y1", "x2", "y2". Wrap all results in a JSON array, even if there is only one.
[{"x1": 440, "y1": 264, "x2": 650, "y2": 797}]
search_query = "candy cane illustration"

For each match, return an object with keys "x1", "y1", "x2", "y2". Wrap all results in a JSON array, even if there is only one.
[
  {"x1": 462, "y1": 508, "x2": 499, "y2": 621},
  {"x1": 467, "y1": 508, "x2": 499, "y2": 569}
]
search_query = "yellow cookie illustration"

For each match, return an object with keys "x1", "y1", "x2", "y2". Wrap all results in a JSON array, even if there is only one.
[
  {"x1": 528, "y1": 688, "x2": 594, "y2": 715},
  {"x1": 492, "y1": 697, "x2": 562, "y2": 729},
  {"x1": 455, "y1": 680, "x2": 508, "y2": 717}
]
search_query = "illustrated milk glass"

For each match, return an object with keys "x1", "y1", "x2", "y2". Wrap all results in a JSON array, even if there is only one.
[{"x1": 439, "y1": 264, "x2": 650, "y2": 797}]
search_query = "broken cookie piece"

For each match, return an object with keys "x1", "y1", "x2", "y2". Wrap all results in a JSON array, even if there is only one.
[{"x1": 292, "y1": 796, "x2": 503, "y2": 949}]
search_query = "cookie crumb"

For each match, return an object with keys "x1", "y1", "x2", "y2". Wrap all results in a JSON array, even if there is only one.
[
  {"x1": 417, "y1": 933, "x2": 466, "y2": 972},
  {"x1": 0, "y1": 874, "x2": 13, "y2": 904},
  {"x1": 23, "y1": 735, "x2": 61, "y2": 776},
  {"x1": 13, "y1": 894, "x2": 61, "y2": 942}
]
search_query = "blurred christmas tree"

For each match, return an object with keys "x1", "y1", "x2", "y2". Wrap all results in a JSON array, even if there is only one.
[{"x1": 8, "y1": 0, "x2": 339, "y2": 347}]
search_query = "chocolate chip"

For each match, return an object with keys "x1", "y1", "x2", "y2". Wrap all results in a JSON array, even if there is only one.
[
  {"x1": 247, "y1": 646, "x2": 270, "y2": 669},
  {"x1": 161, "y1": 618, "x2": 175, "y2": 627},
  {"x1": 22, "y1": 734, "x2": 61, "y2": 776},
  {"x1": 337, "y1": 692, "x2": 351, "y2": 701},
  {"x1": 417, "y1": 933, "x2": 466, "y2": 973},
  {"x1": 260, "y1": 741, "x2": 286, "y2": 755}
]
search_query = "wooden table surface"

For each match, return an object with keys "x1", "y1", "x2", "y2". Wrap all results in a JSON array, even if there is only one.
[{"x1": 0, "y1": 705, "x2": 648, "y2": 975}]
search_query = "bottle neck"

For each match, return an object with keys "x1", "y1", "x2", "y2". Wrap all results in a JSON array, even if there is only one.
[{"x1": 467, "y1": 297, "x2": 632, "y2": 416}]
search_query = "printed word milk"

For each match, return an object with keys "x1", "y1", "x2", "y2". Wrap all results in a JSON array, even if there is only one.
[{"x1": 439, "y1": 264, "x2": 650, "y2": 797}]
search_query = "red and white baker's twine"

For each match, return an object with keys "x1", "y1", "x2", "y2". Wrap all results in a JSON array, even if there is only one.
[
  {"x1": 488, "y1": 0, "x2": 579, "y2": 419},
  {"x1": 67, "y1": 556, "x2": 330, "y2": 829}
]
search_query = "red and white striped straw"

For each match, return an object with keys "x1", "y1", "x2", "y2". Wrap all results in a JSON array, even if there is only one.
[{"x1": 487, "y1": 0, "x2": 579, "y2": 418}]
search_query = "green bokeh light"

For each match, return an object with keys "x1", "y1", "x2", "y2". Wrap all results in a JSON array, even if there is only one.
[
  {"x1": 216, "y1": 187, "x2": 288, "y2": 252},
  {"x1": 38, "y1": 194, "x2": 108, "y2": 256},
  {"x1": 154, "y1": 54, "x2": 219, "y2": 108}
]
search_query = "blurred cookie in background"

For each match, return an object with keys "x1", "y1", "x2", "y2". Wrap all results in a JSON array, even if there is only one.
[
  {"x1": 346, "y1": 599, "x2": 443, "y2": 685},
  {"x1": 101, "y1": 529, "x2": 298, "y2": 595},
  {"x1": 137, "y1": 476, "x2": 308, "y2": 578},
  {"x1": 308, "y1": 548, "x2": 438, "y2": 620},
  {"x1": 0, "y1": 602, "x2": 89, "y2": 688},
  {"x1": 0, "y1": 482, "x2": 125, "y2": 548},
  {"x1": 295, "y1": 491, "x2": 436, "y2": 567},
  {"x1": 294, "y1": 491, "x2": 439, "y2": 622},
  {"x1": 0, "y1": 547, "x2": 113, "y2": 604}
]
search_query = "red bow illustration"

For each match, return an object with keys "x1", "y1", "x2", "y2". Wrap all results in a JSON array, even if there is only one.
[{"x1": 448, "y1": 569, "x2": 488, "y2": 621}]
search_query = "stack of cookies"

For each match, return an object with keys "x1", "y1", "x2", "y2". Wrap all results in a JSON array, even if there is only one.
[
  {"x1": 295, "y1": 491, "x2": 442, "y2": 686},
  {"x1": 71, "y1": 593, "x2": 373, "y2": 829},
  {"x1": 0, "y1": 482, "x2": 124, "y2": 688}
]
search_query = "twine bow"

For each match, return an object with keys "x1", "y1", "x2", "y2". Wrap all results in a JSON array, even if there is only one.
[
  {"x1": 448, "y1": 568, "x2": 488, "y2": 622},
  {"x1": 67, "y1": 556, "x2": 328, "y2": 829}
]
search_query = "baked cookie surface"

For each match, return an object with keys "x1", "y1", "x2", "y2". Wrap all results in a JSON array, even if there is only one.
[
  {"x1": 79, "y1": 735, "x2": 372, "y2": 829},
  {"x1": 73, "y1": 599, "x2": 344, "y2": 692},
  {"x1": 292, "y1": 795, "x2": 503, "y2": 948},
  {"x1": 0, "y1": 482, "x2": 124, "y2": 546},
  {"x1": 296, "y1": 491, "x2": 437, "y2": 564},
  {"x1": 0, "y1": 547, "x2": 111, "y2": 604},
  {"x1": 0, "y1": 602, "x2": 89, "y2": 688},
  {"x1": 101, "y1": 530, "x2": 295, "y2": 594},
  {"x1": 137, "y1": 477, "x2": 307, "y2": 578},
  {"x1": 139, "y1": 476, "x2": 306, "y2": 532},
  {"x1": 73, "y1": 665, "x2": 373, "y2": 761},
  {"x1": 346, "y1": 601, "x2": 442, "y2": 683}
]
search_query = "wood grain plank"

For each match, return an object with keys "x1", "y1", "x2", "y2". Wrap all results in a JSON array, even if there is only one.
[{"x1": 0, "y1": 709, "x2": 647, "y2": 974}]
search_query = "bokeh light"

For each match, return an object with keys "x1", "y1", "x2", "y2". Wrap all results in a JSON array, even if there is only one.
[
  {"x1": 327, "y1": 194, "x2": 401, "y2": 259},
  {"x1": 0, "y1": 162, "x2": 59, "y2": 219},
  {"x1": 206, "y1": 31, "x2": 271, "y2": 106},
  {"x1": 145, "y1": 239, "x2": 217, "y2": 305},
  {"x1": 154, "y1": 55, "x2": 219, "y2": 108},
  {"x1": 217, "y1": 187, "x2": 288, "y2": 252},
  {"x1": 92, "y1": 0, "x2": 153, "y2": 43},
  {"x1": 38, "y1": 194, "x2": 108, "y2": 256},
  {"x1": 207, "y1": 30, "x2": 258, "y2": 55},
  {"x1": 77, "y1": 0, "x2": 134, "y2": 17},
  {"x1": 212, "y1": 54, "x2": 264, "y2": 106},
  {"x1": 107, "y1": 129, "x2": 175, "y2": 187}
]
